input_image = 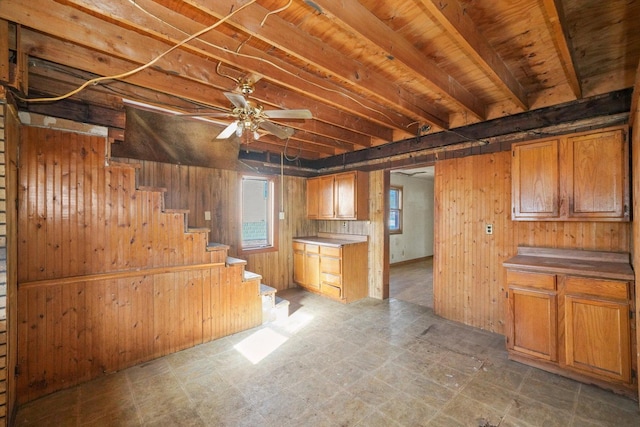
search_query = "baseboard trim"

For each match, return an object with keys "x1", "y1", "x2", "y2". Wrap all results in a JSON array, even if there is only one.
[{"x1": 390, "y1": 255, "x2": 433, "y2": 267}]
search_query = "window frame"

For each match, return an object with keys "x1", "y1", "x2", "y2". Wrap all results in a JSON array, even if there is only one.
[
  {"x1": 238, "y1": 174, "x2": 279, "y2": 255},
  {"x1": 389, "y1": 185, "x2": 403, "y2": 234}
]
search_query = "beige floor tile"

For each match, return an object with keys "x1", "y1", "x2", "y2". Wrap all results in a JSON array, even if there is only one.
[{"x1": 14, "y1": 268, "x2": 640, "y2": 427}]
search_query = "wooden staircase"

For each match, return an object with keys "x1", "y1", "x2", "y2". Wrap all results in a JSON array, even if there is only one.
[{"x1": 15, "y1": 127, "x2": 272, "y2": 403}]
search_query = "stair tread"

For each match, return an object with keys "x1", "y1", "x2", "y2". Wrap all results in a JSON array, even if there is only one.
[
  {"x1": 207, "y1": 242, "x2": 230, "y2": 252},
  {"x1": 260, "y1": 284, "x2": 277, "y2": 295},
  {"x1": 244, "y1": 270, "x2": 261, "y2": 281},
  {"x1": 109, "y1": 160, "x2": 142, "y2": 169},
  {"x1": 138, "y1": 185, "x2": 167, "y2": 192},
  {"x1": 275, "y1": 296, "x2": 289, "y2": 306},
  {"x1": 186, "y1": 227, "x2": 210, "y2": 233},
  {"x1": 226, "y1": 256, "x2": 247, "y2": 266}
]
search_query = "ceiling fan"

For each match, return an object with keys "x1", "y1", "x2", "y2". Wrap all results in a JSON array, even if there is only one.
[{"x1": 196, "y1": 80, "x2": 313, "y2": 141}]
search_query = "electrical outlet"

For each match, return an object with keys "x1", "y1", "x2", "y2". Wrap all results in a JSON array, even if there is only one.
[
  {"x1": 485, "y1": 224, "x2": 493, "y2": 235},
  {"x1": 342, "y1": 221, "x2": 347, "y2": 228},
  {"x1": 204, "y1": 211, "x2": 211, "y2": 221},
  {"x1": 279, "y1": 211, "x2": 285, "y2": 220}
]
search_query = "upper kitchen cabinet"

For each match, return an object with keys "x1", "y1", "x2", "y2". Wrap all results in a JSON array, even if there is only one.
[
  {"x1": 511, "y1": 126, "x2": 629, "y2": 222},
  {"x1": 306, "y1": 171, "x2": 369, "y2": 220}
]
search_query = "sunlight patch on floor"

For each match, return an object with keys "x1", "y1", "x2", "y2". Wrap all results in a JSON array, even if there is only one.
[{"x1": 234, "y1": 327, "x2": 289, "y2": 364}]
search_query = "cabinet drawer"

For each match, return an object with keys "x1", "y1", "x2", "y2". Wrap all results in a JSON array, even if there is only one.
[
  {"x1": 321, "y1": 283, "x2": 342, "y2": 299},
  {"x1": 506, "y1": 271, "x2": 556, "y2": 290},
  {"x1": 321, "y1": 256, "x2": 341, "y2": 274},
  {"x1": 305, "y1": 244, "x2": 320, "y2": 254},
  {"x1": 565, "y1": 276, "x2": 629, "y2": 300},
  {"x1": 293, "y1": 242, "x2": 305, "y2": 252},
  {"x1": 320, "y1": 245, "x2": 341, "y2": 257},
  {"x1": 321, "y1": 272, "x2": 341, "y2": 286}
]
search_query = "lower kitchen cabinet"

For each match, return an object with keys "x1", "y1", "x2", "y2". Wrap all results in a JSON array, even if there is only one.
[
  {"x1": 506, "y1": 271, "x2": 558, "y2": 362},
  {"x1": 504, "y1": 247, "x2": 636, "y2": 398},
  {"x1": 293, "y1": 236, "x2": 368, "y2": 303},
  {"x1": 563, "y1": 276, "x2": 632, "y2": 383}
]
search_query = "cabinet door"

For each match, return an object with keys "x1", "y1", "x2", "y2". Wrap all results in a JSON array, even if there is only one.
[
  {"x1": 566, "y1": 129, "x2": 629, "y2": 220},
  {"x1": 564, "y1": 277, "x2": 631, "y2": 382},
  {"x1": 304, "y1": 252, "x2": 321, "y2": 290},
  {"x1": 306, "y1": 178, "x2": 320, "y2": 219},
  {"x1": 507, "y1": 285, "x2": 558, "y2": 361},
  {"x1": 335, "y1": 172, "x2": 357, "y2": 219},
  {"x1": 293, "y1": 247, "x2": 305, "y2": 285},
  {"x1": 512, "y1": 139, "x2": 560, "y2": 219},
  {"x1": 318, "y1": 176, "x2": 335, "y2": 219}
]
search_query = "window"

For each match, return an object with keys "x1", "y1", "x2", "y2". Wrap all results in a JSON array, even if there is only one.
[
  {"x1": 389, "y1": 185, "x2": 403, "y2": 234},
  {"x1": 240, "y1": 175, "x2": 278, "y2": 253}
]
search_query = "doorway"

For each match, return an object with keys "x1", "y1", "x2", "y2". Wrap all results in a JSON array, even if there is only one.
[{"x1": 388, "y1": 166, "x2": 435, "y2": 308}]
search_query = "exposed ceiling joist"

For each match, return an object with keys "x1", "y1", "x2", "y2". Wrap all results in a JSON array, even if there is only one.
[
  {"x1": 542, "y1": 0, "x2": 582, "y2": 99},
  {"x1": 1, "y1": 0, "x2": 638, "y2": 164},
  {"x1": 419, "y1": 0, "x2": 528, "y2": 111}
]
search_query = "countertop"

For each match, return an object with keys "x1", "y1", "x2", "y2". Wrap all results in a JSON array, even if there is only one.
[
  {"x1": 503, "y1": 247, "x2": 634, "y2": 281},
  {"x1": 293, "y1": 234, "x2": 368, "y2": 247}
]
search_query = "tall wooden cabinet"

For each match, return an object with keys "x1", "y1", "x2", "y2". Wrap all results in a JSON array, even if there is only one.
[
  {"x1": 511, "y1": 126, "x2": 629, "y2": 221},
  {"x1": 504, "y1": 247, "x2": 636, "y2": 398},
  {"x1": 306, "y1": 171, "x2": 369, "y2": 220}
]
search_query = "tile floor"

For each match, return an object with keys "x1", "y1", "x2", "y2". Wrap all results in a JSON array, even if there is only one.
[
  {"x1": 390, "y1": 257, "x2": 434, "y2": 308},
  {"x1": 15, "y1": 287, "x2": 640, "y2": 426}
]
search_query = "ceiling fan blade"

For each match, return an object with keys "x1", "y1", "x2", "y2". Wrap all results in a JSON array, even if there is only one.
[
  {"x1": 179, "y1": 111, "x2": 232, "y2": 118},
  {"x1": 259, "y1": 121, "x2": 295, "y2": 139},
  {"x1": 263, "y1": 109, "x2": 313, "y2": 119},
  {"x1": 224, "y1": 92, "x2": 248, "y2": 109},
  {"x1": 216, "y1": 121, "x2": 239, "y2": 139}
]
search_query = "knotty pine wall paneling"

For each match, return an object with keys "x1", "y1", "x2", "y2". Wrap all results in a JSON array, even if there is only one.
[
  {"x1": 117, "y1": 159, "x2": 317, "y2": 291},
  {"x1": 17, "y1": 127, "x2": 262, "y2": 403},
  {"x1": 1, "y1": 92, "x2": 19, "y2": 426},
  {"x1": 433, "y1": 151, "x2": 631, "y2": 335},
  {"x1": 631, "y1": 79, "x2": 640, "y2": 403}
]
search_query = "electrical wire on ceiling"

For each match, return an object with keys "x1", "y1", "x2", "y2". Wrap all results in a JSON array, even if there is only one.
[
  {"x1": 29, "y1": 59, "x2": 228, "y2": 114},
  {"x1": 16, "y1": 0, "x2": 431, "y2": 148},
  {"x1": 128, "y1": 0, "x2": 405, "y2": 129},
  {"x1": 13, "y1": 0, "x2": 260, "y2": 103}
]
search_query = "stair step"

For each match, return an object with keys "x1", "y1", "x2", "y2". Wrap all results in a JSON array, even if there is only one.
[
  {"x1": 138, "y1": 185, "x2": 167, "y2": 193},
  {"x1": 108, "y1": 160, "x2": 141, "y2": 169},
  {"x1": 260, "y1": 284, "x2": 277, "y2": 296},
  {"x1": 244, "y1": 270, "x2": 261, "y2": 282},
  {"x1": 186, "y1": 227, "x2": 210, "y2": 233},
  {"x1": 226, "y1": 256, "x2": 247, "y2": 266},
  {"x1": 274, "y1": 297, "x2": 290, "y2": 321},
  {"x1": 207, "y1": 242, "x2": 229, "y2": 252}
]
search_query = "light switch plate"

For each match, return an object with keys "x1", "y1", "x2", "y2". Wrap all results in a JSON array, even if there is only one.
[{"x1": 204, "y1": 211, "x2": 211, "y2": 221}]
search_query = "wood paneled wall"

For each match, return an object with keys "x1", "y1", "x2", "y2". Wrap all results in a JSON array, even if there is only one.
[
  {"x1": 118, "y1": 159, "x2": 317, "y2": 291},
  {"x1": 1, "y1": 92, "x2": 19, "y2": 427},
  {"x1": 434, "y1": 151, "x2": 631, "y2": 334},
  {"x1": 17, "y1": 127, "x2": 262, "y2": 403}
]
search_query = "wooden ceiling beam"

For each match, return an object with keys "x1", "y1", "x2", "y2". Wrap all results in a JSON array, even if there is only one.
[
  {"x1": 312, "y1": 0, "x2": 486, "y2": 120},
  {"x1": 155, "y1": 0, "x2": 449, "y2": 129},
  {"x1": 240, "y1": 142, "x2": 321, "y2": 161},
  {"x1": 52, "y1": 0, "x2": 427, "y2": 136},
  {"x1": 419, "y1": 0, "x2": 528, "y2": 111},
  {"x1": 313, "y1": 88, "x2": 631, "y2": 170},
  {"x1": 541, "y1": 0, "x2": 582, "y2": 99},
  {"x1": 15, "y1": 0, "x2": 404, "y2": 145}
]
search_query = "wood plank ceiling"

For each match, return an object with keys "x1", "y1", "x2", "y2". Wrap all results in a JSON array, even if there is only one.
[{"x1": 1, "y1": 0, "x2": 639, "y2": 166}]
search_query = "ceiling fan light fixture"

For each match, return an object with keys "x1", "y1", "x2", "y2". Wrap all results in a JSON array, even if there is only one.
[
  {"x1": 253, "y1": 130, "x2": 261, "y2": 140},
  {"x1": 235, "y1": 122, "x2": 244, "y2": 137}
]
